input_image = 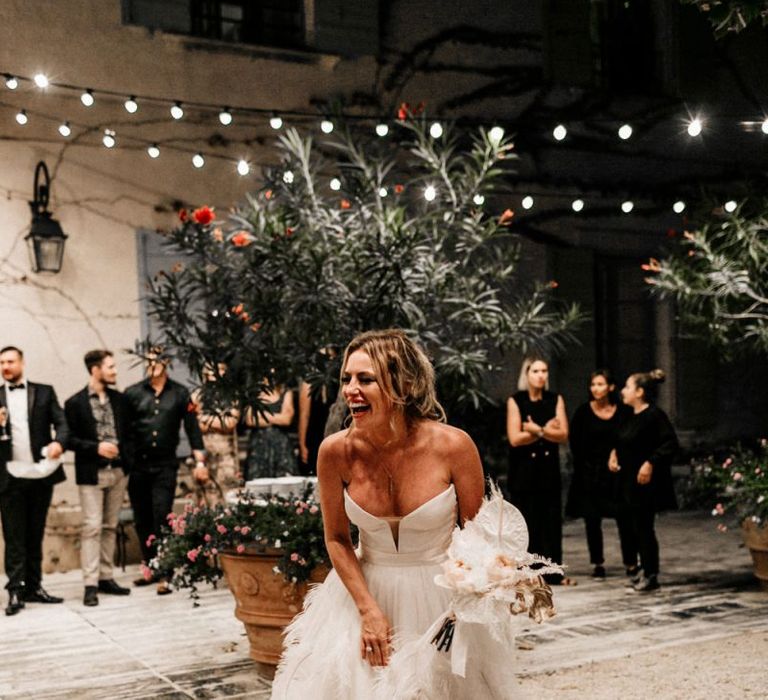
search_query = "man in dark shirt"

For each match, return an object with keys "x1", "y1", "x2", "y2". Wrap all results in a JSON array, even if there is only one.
[
  {"x1": 124, "y1": 347, "x2": 205, "y2": 595},
  {"x1": 64, "y1": 350, "x2": 133, "y2": 607}
]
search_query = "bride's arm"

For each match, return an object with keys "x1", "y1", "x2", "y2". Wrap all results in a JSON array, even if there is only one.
[
  {"x1": 316, "y1": 437, "x2": 391, "y2": 667},
  {"x1": 447, "y1": 428, "x2": 485, "y2": 525}
]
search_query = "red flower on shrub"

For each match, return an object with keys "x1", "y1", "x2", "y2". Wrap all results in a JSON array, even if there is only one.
[
  {"x1": 394, "y1": 184, "x2": 404, "y2": 194},
  {"x1": 193, "y1": 206, "x2": 215, "y2": 225},
  {"x1": 250, "y1": 322, "x2": 262, "y2": 332},
  {"x1": 499, "y1": 209, "x2": 515, "y2": 225},
  {"x1": 231, "y1": 304, "x2": 244, "y2": 315},
  {"x1": 285, "y1": 227, "x2": 294, "y2": 237},
  {"x1": 264, "y1": 189, "x2": 273, "y2": 200},
  {"x1": 231, "y1": 231, "x2": 253, "y2": 247},
  {"x1": 548, "y1": 280, "x2": 559, "y2": 289},
  {"x1": 340, "y1": 199, "x2": 351, "y2": 210},
  {"x1": 178, "y1": 209, "x2": 188, "y2": 222}
]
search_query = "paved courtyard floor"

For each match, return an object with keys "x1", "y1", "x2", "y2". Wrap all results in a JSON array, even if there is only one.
[{"x1": 2, "y1": 509, "x2": 766, "y2": 699}]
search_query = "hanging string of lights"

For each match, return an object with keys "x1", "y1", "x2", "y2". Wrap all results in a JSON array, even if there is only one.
[{"x1": 1, "y1": 69, "x2": 759, "y2": 214}]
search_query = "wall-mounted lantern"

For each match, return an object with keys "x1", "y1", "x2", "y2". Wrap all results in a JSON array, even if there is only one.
[{"x1": 25, "y1": 161, "x2": 67, "y2": 273}]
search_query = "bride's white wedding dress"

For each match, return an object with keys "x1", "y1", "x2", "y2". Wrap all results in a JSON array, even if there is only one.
[{"x1": 271, "y1": 484, "x2": 521, "y2": 699}]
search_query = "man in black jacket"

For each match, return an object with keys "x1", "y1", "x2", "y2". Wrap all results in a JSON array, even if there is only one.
[
  {"x1": 0, "y1": 346, "x2": 70, "y2": 616},
  {"x1": 124, "y1": 346, "x2": 205, "y2": 594},
  {"x1": 64, "y1": 350, "x2": 132, "y2": 607}
]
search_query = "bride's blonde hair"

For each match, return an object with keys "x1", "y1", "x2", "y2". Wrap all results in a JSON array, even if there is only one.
[{"x1": 341, "y1": 329, "x2": 446, "y2": 425}]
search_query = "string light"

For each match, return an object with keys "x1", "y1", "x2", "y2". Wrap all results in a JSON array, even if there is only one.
[
  {"x1": 15, "y1": 109, "x2": 27, "y2": 125},
  {"x1": 378, "y1": 187, "x2": 387, "y2": 197},
  {"x1": 424, "y1": 185, "x2": 437, "y2": 201},
  {"x1": 237, "y1": 159, "x2": 250, "y2": 176},
  {"x1": 80, "y1": 89, "x2": 94, "y2": 107},
  {"x1": 553, "y1": 124, "x2": 567, "y2": 141},
  {"x1": 687, "y1": 118, "x2": 703, "y2": 137},
  {"x1": 219, "y1": 108, "x2": 233, "y2": 126},
  {"x1": 192, "y1": 153, "x2": 205, "y2": 168},
  {"x1": 5, "y1": 74, "x2": 18, "y2": 90},
  {"x1": 489, "y1": 126, "x2": 504, "y2": 144},
  {"x1": 429, "y1": 122, "x2": 443, "y2": 138},
  {"x1": 147, "y1": 144, "x2": 160, "y2": 159},
  {"x1": 282, "y1": 171, "x2": 294, "y2": 184},
  {"x1": 522, "y1": 196, "x2": 534, "y2": 210},
  {"x1": 375, "y1": 123, "x2": 389, "y2": 137},
  {"x1": 571, "y1": 198, "x2": 584, "y2": 212},
  {"x1": 724, "y1": 200, "x2": 737, "y2": 213},
  {"x1": 102, "y1": 129, "x2": 116, "y2": 148},
  {"x1": 58, "y1": 121, "x2": 71, "y2": 137},
  {"x1": 269, "y1": 114, "x2": 283, "y2": 130},
  {"x1": 329, "y1": 177, "x2": 341, "y2": 191},
  {"x1": 762, "y1": 119, "x2": 768, "y2": 135},
  {"x1": 473, "y1": 194, "x2": 485, "y2": 205},
  {"x1": 618, "y1": 124, "x2": 633, "y2": 140},
  {"x1": 673, "y1": 200, "x2": 686, "y2": 214},
  {"x1": 124, "y1": 96, "x2": 138, "y2": 113},
  {"x1": 170, "y1": 102, "x2": 184, "y2": 120},
  {"x1": 33, "y1": 73, "x2": 49, "y2": 89},
  {"x1": 621, "y1": 200, "x2": 634, "y2": 213},
  {"x1": 320, "y1": 119, "x2": 334, "y2": 134}
]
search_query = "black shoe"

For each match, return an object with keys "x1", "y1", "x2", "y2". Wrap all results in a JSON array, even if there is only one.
[
  {"x1": 591, "y1": 565, "x2": 606, "y2": 580},
  {"x1": 23, "y1": 587, "x2": 64, "y2": 604},
  {"x1": 633, "y1": 574, "x2": 660, "y2": 592},
  {"x1": 5, "y1": 591, "x2": 25, "y2": 616},
  {"x1": 98, "y1": 579, "x2": 131, "y2": 596},
  {"x1": 625, "y1": 566, "x2": 642, "y2": 586},
  {"x1": 83, "y1": 586, "x2": 99, "y2": 607}
]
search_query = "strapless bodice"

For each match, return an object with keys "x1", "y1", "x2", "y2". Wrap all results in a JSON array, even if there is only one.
[{"x1": 344, "y1": 484, "x2": 457, "y2": 566}]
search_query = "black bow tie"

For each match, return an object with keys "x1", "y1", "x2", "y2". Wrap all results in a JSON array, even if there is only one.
[{"x1": 7, "y1": 383, "x2": 25, "y2": 391}]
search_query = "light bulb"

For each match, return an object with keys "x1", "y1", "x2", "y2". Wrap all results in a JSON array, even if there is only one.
[
  {"x1": 270, "y1": 115, "x2": 283, "y2": 130},
  {"x1": 672, "y1": 200, "x2": 685, "y2": 214},
  {"x1": 687, "y1": 118, "x2": 702, "y2": 137},
  {"x1": 170, "y1": 102, "x2": 184, "y2": 120},
  {"x1": 618, "y1": 124, "x2": 633, "y2": 140},
  {"x1": 192, "y1": 153, "x2": 205, "y2": 168},
  {"x1": 379, "y1": 187, "x2": 388, "y2": 197},
  {"x1": 102, "y1": 130, "x2": 116, "y2": 148},
  {"x1": 473, "y1": 194, "x2": 485, "y2": 206},
  {"x1": 33, "y1": 73, "x2": 49, "y2": 89},
  {"x1": 621, "y1": 200, "x2": 634, "y2": 213},
  {"x1": 724, "y1": 200, "x2": 737, "y2": 213},
  {"x1": 522, "y1": 196, "x2": 534, "y2": 210},
  {"x1": 147, "y1": 144, "x2": 160, "y2": 159},
  {"x1": 81, "y1": 89, "x2": 94, "y2": 107},
  {"x1": 124, "y1": 96, "x2": 138, "y2": 113},
  {"x1": 237, "y1": 159, "x2": 250, "y2": 176},
  {"x1": 429, "y1": 122, "x2": 443, "y2": 138},
  {"x1": 489, "y1": 126, "x2": 505, "y2": 145},
  {"x1": 219, "y1": 108, "x2": 233, "y2": 126},
  {"x1": 5, "y1": 75, "x2": 18, "y2": 90},
  {"x1": 762, "y1": 119, "x2": 768, "y2": 135},
  {"x1": 424, "y1": 185, "x2": 437, "y2": 202},
  {"x1": 375, "y1": 123, "x2": 389, "y2": 137},
  {"x1": 553, "y1": 124, "x2": 567, "y2": 141},
  {"x1": 15, "y1": 109, "x2": 28, "y2": 125},
  {"x1": 283, "y1": 171, "x2": 294, "y2": 184},
  {"x1": 320, "y1": 119, "x2": 334, "y2": 134},
  {"x1": 571, "y1": 198, "x2": 584, "y2": 212},
  {"x1": 58, "y1": 122, "x2": 71, "y2": 137},
  {"x1": 330, "y1": 177, "x2": 341, "y2": 191}
]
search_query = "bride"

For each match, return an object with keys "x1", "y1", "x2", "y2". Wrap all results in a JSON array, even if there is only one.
[{"x1": 272, "y1": 329, "x2": 521, "y2": 699}]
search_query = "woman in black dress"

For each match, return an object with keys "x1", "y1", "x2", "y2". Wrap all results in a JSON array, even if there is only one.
[
  {"x1": 566, "y1": 370, "x2": 636, "y2": 579},
  {"x1": 506, "y1": 356, "x2": 570, "y2": 584},
  {"x1": 609, "y1": 369, "x2": 678, "y2": 592}
]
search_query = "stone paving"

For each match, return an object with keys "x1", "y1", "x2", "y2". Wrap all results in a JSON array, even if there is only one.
[{"x1": 1, "y1": 509, "x2": 766, "y2": 699}]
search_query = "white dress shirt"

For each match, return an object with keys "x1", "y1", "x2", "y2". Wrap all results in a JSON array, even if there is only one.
[{"x1": 5, "y1": 381, "x2": 34, "y2": 463}]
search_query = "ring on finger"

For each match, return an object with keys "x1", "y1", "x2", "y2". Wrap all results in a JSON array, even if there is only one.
[{"x1": 365, "y1": 645, "x2": 373, "y2": 653}]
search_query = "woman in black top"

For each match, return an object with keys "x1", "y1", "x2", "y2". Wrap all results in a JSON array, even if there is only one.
[
  {"x1": 609, "y1": 369, "x2": 678, "y2": 592},
  {"x1": 566, "y1": 370, "x2": 636, "y2": 579},
  {"x1": 507, "y1": 356, "x2": 570, "y2": 584}
]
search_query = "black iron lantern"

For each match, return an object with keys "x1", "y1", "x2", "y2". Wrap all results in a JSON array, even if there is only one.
[{"x1": 25, "y1": 161, "x2": 67, "y2": 274}]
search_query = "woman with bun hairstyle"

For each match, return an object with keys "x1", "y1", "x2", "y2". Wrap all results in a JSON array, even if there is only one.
[
  {"x1": 609, "y1": 369, "x2": 678, "y2": 592},
  {"x1": 507, "y1": 356, "x2": 570, "y2": 584},
  {"x1": 566, "y1": 369, "x2": 636, "y2": 579}
]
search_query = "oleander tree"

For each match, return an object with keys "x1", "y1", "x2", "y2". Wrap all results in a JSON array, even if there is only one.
[
  {"x1": 145, "y1": 114, "x2": 583, "y2": 416},
  {"x1": 645, "y1": 203, "x2": 768, "y2": 354}
]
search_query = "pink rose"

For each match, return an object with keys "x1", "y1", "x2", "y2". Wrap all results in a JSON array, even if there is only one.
[
  {"x1": 733, "y1": 472, "x2": 743, "y2": 481},
  {"x1": 217, "y1": 524, "x2": 228, "y2": 534},
  {"x1": 240, "y1": 526, "x2": 250, "y2": 535},
  {"x1": 236, "y1": 544, "x2": 245, "y2": 553},
  {"x1": 204, "y1": 534, "x2": 212, "y2": 542},
  {"x1": 290, "y1": 552, "x2": 299, "y2": 562},
  {"x1": 187, "y1": 549, "x2": 199, "y2": 562},
  {"x1": 146, "y1": 534, "x2": 156, "y2": 547},
  {"x1": 309, "y1": 505, "x2": 319, "y2": 514},
  {"x1": 296, "y1": 507, "x2": 304, "y2": 515},
  {"x1": 211, "y1": 548, "x2": 218, "y2": 555}
]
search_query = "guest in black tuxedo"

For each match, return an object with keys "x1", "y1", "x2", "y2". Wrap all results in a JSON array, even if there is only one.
[
  {"x1": 65, "y1": 350, "x2": 133, "y2": 607},
  {"x1": 124, "y1": 346, "x2": 205, "y2": 595},
  {"x1": 0, "y1": 346, "x2": 70, "y2": 616}
]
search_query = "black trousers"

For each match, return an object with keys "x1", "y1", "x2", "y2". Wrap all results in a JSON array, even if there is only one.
[
  {"x1": 0, "y1": 481, "x2": 54, "y2": 592},
  {"x1": 628, "y1": 505, "x2": 659, "y2": 576},
  {"x1": 508, "y1": 489, "x2": 563, "y2": 580},
  {"x1": 584, "y1": 512, "x2": 638, "y2": 568},
  {"x1": 127, "y1": 463, "x2": 177, "y2": 564}
]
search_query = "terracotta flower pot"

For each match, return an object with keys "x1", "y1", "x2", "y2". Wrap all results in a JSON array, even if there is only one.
[
  {"x1": 741, "y1": 519, "x2": 768, "y2": 590},
  {"x1": 220, "y1": 549, "x2": 329, "y2": 678}
]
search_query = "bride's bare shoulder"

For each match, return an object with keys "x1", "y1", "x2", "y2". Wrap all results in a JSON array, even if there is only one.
[{"x1": 420, "y1": 421, "x2": 477, "y2": 455}]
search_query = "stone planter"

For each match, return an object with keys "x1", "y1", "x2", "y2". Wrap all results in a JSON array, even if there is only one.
[
  {"x1": 220, "y1": 549, "x2": 329, "y2": 678},
  {"x1": 741, "y1": 519, "x2": 768, "y2": 590}
]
